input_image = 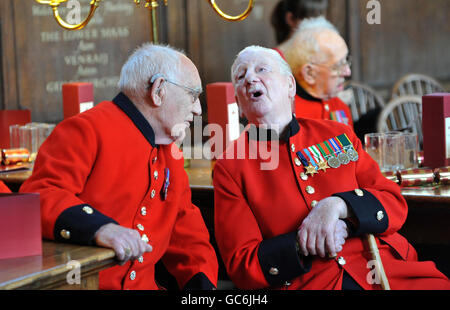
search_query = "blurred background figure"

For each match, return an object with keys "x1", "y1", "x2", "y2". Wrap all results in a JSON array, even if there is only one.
[
  {"x1": 271, "y1": 0, "x2": 327, "y2": 47},
  {"x1": 279, "y1": 16, "x2": 353, "y2": 127}
]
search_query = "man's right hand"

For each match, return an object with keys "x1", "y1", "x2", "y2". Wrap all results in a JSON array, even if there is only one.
[{"x1": 94, "y1": 223, "x2": 152, "y2": 263}]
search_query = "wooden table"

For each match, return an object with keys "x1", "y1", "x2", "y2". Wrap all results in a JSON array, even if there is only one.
[{"x1": 0, "y1": 241, "x2": 116, "y2": 290}]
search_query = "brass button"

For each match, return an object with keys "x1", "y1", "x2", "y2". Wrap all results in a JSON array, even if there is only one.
[
  {"x1": 306, "y1": 186, "x2": 315, "y2": 195},
  {"x1": 82, "y1": 206, "x2": 93, "y2": 214},
  {"x1": 294, "y1": 158, "x2": 301, "y2": 167},
  {"x1": 141, "y1": 234, "x2": 149, "y2": 243},
  {"x1": 152, "y1": 157, "x2": 157, "y2": 163},
  {"x1": 291, "y1": 144, "x2": 296, "y2": 152},
  {"x1": 376, "y1": 210, "x2": 384, "y2": 221},
  {"x1": 153, "y1": 171, "x2": 158, "y2": 180},
  {"x1": 355, "y1": 189, "x2": 364, "y2": 197},
  {"x1": 141, "y1": 206, "x2": 147, "y2": 216},
  {"x1": 130, "y1": 270, "x2": 136, "y2": 281},
  {"x1": 150, "y1": 189, "x2": 156, "y2": 198},
  {"x1": 137, "y1": 224, "x2": 144, "y2": 231},
  {"x1": 269, "y1": 267, "x2": 279, "y2": 276},
  {"x1": 60, "y1": 229, "x2": 71, "y2": 240},
  {"x1": 311, "y1": 200, "x2": 318, "y2": 208},
  {"x1": 300, "y1": 172, "x2": 308, "y2": 181},
  {"x1": 338, "y1": 256, "x2": 346, "y2": 266},
  {"x1": 324, "y1": 104, "x2": 330, "y2": 111},
  {"x1": 138, "y1": 256, "x2": 144, "y2": 263}
]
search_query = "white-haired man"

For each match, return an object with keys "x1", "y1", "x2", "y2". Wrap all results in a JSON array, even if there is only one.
[
  {"x1": 213, "y1": 45, "x2": 450, "y2": 290},
  {"x1": 21, "y1": 43, "x2": 218, "y2": 290},
  {"x1": 278, "y1": 16, "x2": 353, "y2": 127}
]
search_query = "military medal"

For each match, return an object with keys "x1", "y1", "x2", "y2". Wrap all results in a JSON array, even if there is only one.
[
  {"x1": 317, "y1": 160, "x2": 330, "y2": 172},
  {"x1": 329, "y1": 137, "x2": 351, "y2": 165},
  {"x1": 303, "y1": 148, "x2": 320, "y2": 176},
  {"x1": 336, "y1": 134, "x2": 359, "y2": 162},
  {"x1": 161, "y1": 167, "x2": 170, "y2": 201},
  {"x1": 305, "y1": 164, "x2": 318, "y2": 176},
  {"x1": 308, "y1": 145, "x2": 330, "y2": 172},
  {"x1": 330, "y1": 110, "x2": 349, "y2": 125}
]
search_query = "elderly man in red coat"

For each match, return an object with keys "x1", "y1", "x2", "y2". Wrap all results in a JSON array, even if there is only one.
[
  {"x1": 277, "y1": 16, "x2": 353, "y2": 127},
  {"x1": 20, "y1": 44, "x2": 218, "y2": 290},
  {"x1": 213, "y1": 45, "x2": 449, "y2": 290}
]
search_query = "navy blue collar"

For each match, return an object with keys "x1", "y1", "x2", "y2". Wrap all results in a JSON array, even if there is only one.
[
  {"x1": 247, "y1": 116, "x2": 300, "y2": 142},
  {"x1": 112, "y1": 92, "x2": 156, "y2": 148},
  {"x1": 296, "y1": 82, "x2": 322, "y2": 103}
]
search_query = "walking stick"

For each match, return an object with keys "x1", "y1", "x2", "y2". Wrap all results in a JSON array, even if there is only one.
[{"x1": 367, "y1": 234, "x2": 391, "y2": 290}]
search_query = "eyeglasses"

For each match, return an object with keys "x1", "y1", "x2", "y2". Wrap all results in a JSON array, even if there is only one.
[
  {"x1": 148, "y1": 74, "x2": 202, "y2": 103},
  {"x1": 310, "y1": 55, "x2": 352, "y2": 76}
]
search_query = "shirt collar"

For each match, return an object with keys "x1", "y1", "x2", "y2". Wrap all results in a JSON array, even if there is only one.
[
  {"x1": 112, "y1": 92, "x2": 156, "y2": 148},
  {"x1": 247, "y1": 115, "x2": 300, "y2": 142},
  {"x1": 296, "y1": 82, "x2": 322, "y2": 103}
]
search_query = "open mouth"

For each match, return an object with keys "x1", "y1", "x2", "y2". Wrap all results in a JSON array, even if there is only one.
[{"x1": 249, "y1": 88, "x2": 264, "y2": 99}]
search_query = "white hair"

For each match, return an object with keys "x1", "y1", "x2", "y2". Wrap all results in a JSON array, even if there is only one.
[
  {"x1": 230, "y1": 45, "x2": 293, "y2": 85},
  {"x1": 118, "y1": 43, "x2": 185, "y2": 101},
  {"x1": 282, "y1": 16, "x2": 340, "y2": 73}
]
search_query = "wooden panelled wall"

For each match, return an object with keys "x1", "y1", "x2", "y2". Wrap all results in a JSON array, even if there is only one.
[{"x1": 1, "y1": 0, "x2": 449, "y2": 123}]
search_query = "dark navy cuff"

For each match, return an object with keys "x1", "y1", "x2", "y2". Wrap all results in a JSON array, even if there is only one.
[
  {"x1": 183, "y1": 273, "x2": 216, "y2": 290},
  {"x1": 333, "y1": 189, "x2": 389, "y2": 236},
  {"x1": 257, "y1": 231, "x2": 312, "y2": 287},
  {"x1": 53, "y1": 204, "x2": 118, "y2": 245}
]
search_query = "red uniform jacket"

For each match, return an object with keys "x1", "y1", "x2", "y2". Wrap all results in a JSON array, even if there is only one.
[
  {"x1": 20, "y1": 93, "x2": 218, "y2": 290},
  {"x1": 214, "y1": 117, "x2": 449, "y2": 290},
  {"x1": 0, "y1": 181, "x2": 10, "y2": 192},
  {"x1": 294, "y1": 84, "x2": 353, "y2": 128}
]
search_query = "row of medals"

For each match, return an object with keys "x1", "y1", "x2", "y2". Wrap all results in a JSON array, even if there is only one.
[{"x1": 304, "y1": 146, "x2": 359, "y2": 176}]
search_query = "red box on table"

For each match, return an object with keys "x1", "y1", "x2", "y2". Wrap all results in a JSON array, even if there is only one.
[
  {"x1": 0, "y1": 193, "x2": 42, "y2": 259},
  {"x1": 62, "y1": 82, "x2": 94, "y2": 119},
  {"x1": 0, "y1": 110, "x2": 31, "y2": 148},
  {"x1": 206, "y1": 82, "x2": 241, "y2": 159},
  {"x1": 422, "y1": 93, "x2": 450, "y2": 168}
]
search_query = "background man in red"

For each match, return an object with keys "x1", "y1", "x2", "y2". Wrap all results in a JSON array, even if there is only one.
[
  {"x1": 0, "y1": 181, "x2": 10, "y2": 192},
  {"x1": 278, "y1": 16, "x2": 353, "y2": 127},
  {"x1": 20, "y1": 44, "x2": 218, "y2": 290},
  {"x1": 213, "y1": 45, "x2": 449, "y2": 290}
]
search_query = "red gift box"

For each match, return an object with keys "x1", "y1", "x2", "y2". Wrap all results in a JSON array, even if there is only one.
[
  {"x1": 0, "y1": 193, "x2": 42, "y2": 259},
  {"x1": 206, "y1": 82, "x2": 241, "y2": 159},
  {"x1": 0, "y1": 110, "x2": 31, "y2": 148},
  {"x1": 422, "y1": 93, "x2": 450, "y2": 168},
  {"x1": 62, "y1": 82, "x2": 94, "y2": 119}
]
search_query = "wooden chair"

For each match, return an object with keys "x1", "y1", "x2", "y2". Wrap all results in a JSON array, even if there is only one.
[
  {"x1": 340, "y1": 81, "x2": 386, "y2": 122},
  {"x1": 376, "y1": 95, "x2": 423, "y2": 145},
  {"x1": 391, "y1": 73, "x2": 445, "y2": 99}
]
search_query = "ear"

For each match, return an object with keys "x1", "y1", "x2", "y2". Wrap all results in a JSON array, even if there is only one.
[
  {"x1": 287, "y1": 74, "x2": 296, "y2": 99},
  {"x1": 149, "y1": 77, "x2": 165, "y2": 107},
  {"x1": 300, "y1": 64, "x2": 316, "y2": 86},
  {"x1": 234, "y1": 94, "x2": 244, "y2": 118},
  {"x1": 285, "y1": 12, "x2": 299, "y2": 30}
]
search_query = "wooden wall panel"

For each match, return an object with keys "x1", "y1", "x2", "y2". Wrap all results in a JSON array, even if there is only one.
[
  {"x1": 357, "y1": 0, "x2": 450, "y2": 89},
  {"x1": 2, "y1": 0, "x2": 152, "y2": 122},
  {"x1": 0, "y1": 0, "x2": 20, "y2": 111}
]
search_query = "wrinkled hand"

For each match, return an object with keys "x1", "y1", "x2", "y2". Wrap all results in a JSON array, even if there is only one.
[
  {"x1": 297, "y1": 197, "x2": 349, "y2": 258},
  {"x1": 94, "y1": 223, "x2": 152, "y2": 263}
]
